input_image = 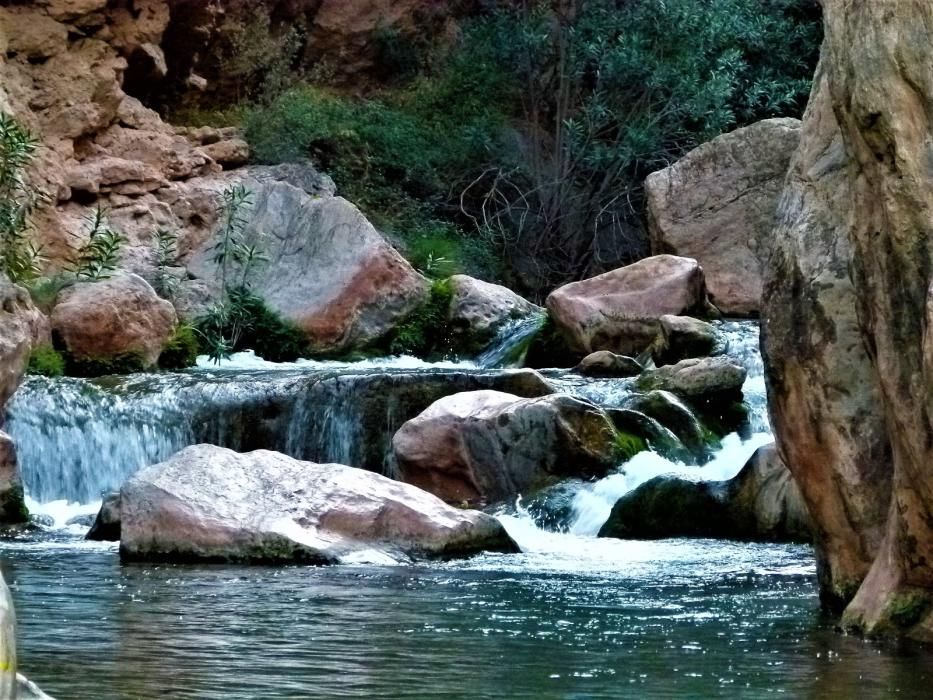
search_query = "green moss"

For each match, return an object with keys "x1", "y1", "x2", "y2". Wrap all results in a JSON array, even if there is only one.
[
  {"x1": 614, "y1": 430, "x2": 649, "y2": 462},
  {"x1": 27, "y1": 344, "x2": 65, "y2": 377},
  {"x1": 886, "y1": 592, "x2": 931, "y2": 629},
  {"x1": 158, "y1": 325, "x2": 200, "y2": 371},
  {"x1": 65, "y1": 352, "x2": 147, "y2": 378},
  {"x1": 384, "y1": 278, "x2": 455, "y2": 358}
]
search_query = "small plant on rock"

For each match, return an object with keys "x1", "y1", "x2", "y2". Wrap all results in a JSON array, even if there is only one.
[
  {"x1": 0, "y1": 112, "x2": 45, "y2": 283},
  {"x1": 71, "y1": 207, "x2": 124, "y2": 281},
  {"x1": 153, "y1": 227, "x2": 181, "y2": 300}
]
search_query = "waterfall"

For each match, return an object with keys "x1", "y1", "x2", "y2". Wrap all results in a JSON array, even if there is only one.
[
  {"x1": 5, "y1": 319, "x2": 770, "y2": 541},
  {"x1": 475, "y1": 313, "x2": 546, "y2": 368}
]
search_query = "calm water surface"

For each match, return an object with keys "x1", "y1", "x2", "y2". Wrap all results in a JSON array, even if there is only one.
[{"x1": 3, "y1": 534, "x2": 931, "y2": 699}]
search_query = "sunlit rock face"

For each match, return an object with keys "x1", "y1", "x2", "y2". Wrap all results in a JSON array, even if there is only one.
[
  {"x1": 119, "y1": 444, "x2": 517, "y2": 564},
  {"x1": 764, "y1": 0, "x2": 933, "y2": 640}
]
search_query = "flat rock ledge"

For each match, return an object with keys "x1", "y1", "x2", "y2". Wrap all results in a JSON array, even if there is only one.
[{"x1": 119, "y1": 445, "x2": 517, "y2": 564}]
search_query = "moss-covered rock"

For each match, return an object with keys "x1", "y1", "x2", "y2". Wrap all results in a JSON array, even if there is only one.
[
  {"x1": 158, "y1": 325, "x2": 200, "y2": 370},
  {"x1": 26, "y1": 344, "x2": 65, "y2": 377}
]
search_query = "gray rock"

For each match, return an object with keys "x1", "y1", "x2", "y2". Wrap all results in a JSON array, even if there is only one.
[
  {"x1": 646, "y1": 118, "x2": 801, "y2": 316},
  {"x1": 637, "y1": 356, "x2": 746, "y2": 398},
  {"x1": 575, "y1": 351, "x2": 643, "y2": 378},
  {"x1": 86, "y1": 492, "x2": 120, "y2": 541},
  {"x1": 598, "y1": 443, "x2": 811, "y2": 542},
  {"x1": 652, "y1": 315, "x2": 722, "y2": 366},
  {"x1": 119, "y1": 445, "x2": 517, "y2": 564},
  {"x1": 446, "y1": 275, "x2": 543, "y2": 352}
]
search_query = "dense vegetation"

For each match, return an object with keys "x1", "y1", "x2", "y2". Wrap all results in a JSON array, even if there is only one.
[{"x1": 241, "y1": 0, "x2": 820, "y2": 296}]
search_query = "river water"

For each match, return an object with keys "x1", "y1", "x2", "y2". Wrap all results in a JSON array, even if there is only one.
[{"x1": 2, "y1": 323, "x2": 932, "y2": 698}]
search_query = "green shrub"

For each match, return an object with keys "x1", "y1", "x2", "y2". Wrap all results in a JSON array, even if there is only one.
[
  {"x1": 195, "y1": 287, "x2": 309, "y2": 363},
  {"x1": 27, "y1": 344, "x2": 65, "y2": 377},
  {"x1": 158, "y1": 325, "x2": 200, "y2": 370},
  {"x1": 0, "y1": 112, "x2": 44, "y2": 283},
  {"x1": 26, "y1": 274, "x2": 73, "y2": 314},
  {"x1": 384, "y1": 278, "x2": 454, "y2": 358}
]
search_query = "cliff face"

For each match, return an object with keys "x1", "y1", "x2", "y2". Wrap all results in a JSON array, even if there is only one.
[
  {"x1": 764, "y1": 0, "x2": 933, "y2": 639},
  {"x1": 0, "y1": 0, "x2": 457, "y2": 275}
]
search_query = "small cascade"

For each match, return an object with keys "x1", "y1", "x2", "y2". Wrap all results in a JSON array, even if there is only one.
[
  {"x1": 475, "y1": 313, "x2": 546, "y2": 368},
  {"x1": 6, "y1": 318, "x2": 771, "y2": 541}
]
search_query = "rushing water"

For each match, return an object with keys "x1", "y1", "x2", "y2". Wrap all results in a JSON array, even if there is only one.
[{"x1": 4, "y1": 320, "x2": 933, "y2": 697}]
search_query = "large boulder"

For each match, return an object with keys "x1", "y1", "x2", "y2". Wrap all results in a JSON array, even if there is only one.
[
  {"x1": 50, "y1": 272, "x2": 176, "y2": 370},
  {"x1": 646, "y1": 118, "x2": 801, "y2": 316},
  {"x1": 446, "y1": 275, "x2": 543, "y2": 352},
  {"x1": 0, "y1": 433, "x2": 27, "y2": 525},
  {"x1": 185, "y1": 176, "x2": 429, "y2": 354},
  {"x1": 393, "y1": 391, "x2": 619, "y2": 506},
  {"x1": 761, "y1": 60, "x2": 891, "y2": 612},
  {"x1": 546, "y1": 255, "x2": 709, "y2": 358},
  {"x1": 598, "y1": 444, "x2": 811, "y2": 542},
  {"x1": 120, "y1": 445, "x2": 517, "y2": 564},
  {"x1": 0, "y1": 275, "x2": 49, "y2": 410}
]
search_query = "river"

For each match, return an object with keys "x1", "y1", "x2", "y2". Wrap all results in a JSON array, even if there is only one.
[{"x1": 2, "y1": 322, "x2": 931, "y2": 698}]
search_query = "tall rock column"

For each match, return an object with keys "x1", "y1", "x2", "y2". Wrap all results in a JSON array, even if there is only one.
[
  {"x1": 761, "y1": 58, "x2": 891, "y2": 611},
  {"x1": 816, "y1": 0, "x2": 933, "y2": 640}
]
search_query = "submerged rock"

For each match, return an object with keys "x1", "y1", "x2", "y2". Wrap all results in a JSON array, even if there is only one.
[
  {"x1": 447, "y1": 274, "x2": 543, "y2": 353},
  {"x1": 119, "y1": 445, "x2": 516, "y2": 564},
  {"x1": 546, "y1": 255, "x2": 709, "y2": 358},
  {"x1": 86, "y1": 492, "x2": 121, "y2": 541},
  {"x1": 50, "y1": 272, "x2": 176, "y2": 370},
  {"x1": 599, "y1": 443, "x2": 811, "y2": 542},
  {"x1": 646, "y1": 118, "x2": 801, "y2": 316},
  {"x1": 393, "y1": 391, "x2": 618, "y2": 507},
  {"x1": 575, "y1": 351, "x2": 643, "y2": 378}
]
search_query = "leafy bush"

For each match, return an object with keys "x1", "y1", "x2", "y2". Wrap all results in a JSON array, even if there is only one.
[
  {"x1": 71, "y1": 207, "x2": 124, "y2": 281},
  {"x1": 195, "y1": 287, "x2": 309, "y2": 363},
  {"x1": 242, "y1": 1, "x2": 819, "y2": 296},
  {"x1": 158, "y1": 325, "x2": 200, "y2": 370},
  {"x1": 27, "y1": 345, "x2": 65, "y2": 377},
  {"x1": 0, "y1": 112, "x2": 44, "y2": 283},
  {"x1": 65, "y1": 352, "x2": 147, "y2": 378}
]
